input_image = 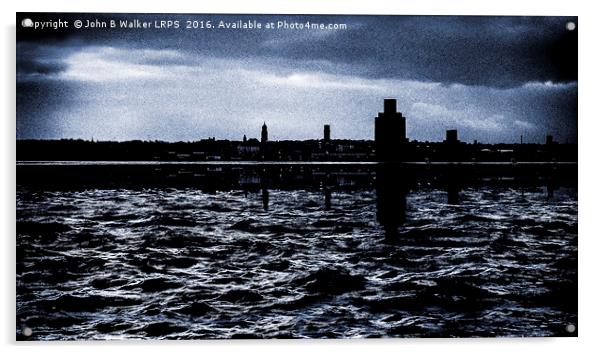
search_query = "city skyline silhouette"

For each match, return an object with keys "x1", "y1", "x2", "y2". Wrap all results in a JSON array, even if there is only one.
[{"x1": 17, "y1": 98, "x2": 577, "y2": 163}]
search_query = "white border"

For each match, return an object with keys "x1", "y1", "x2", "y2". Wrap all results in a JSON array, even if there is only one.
[{"x1": 2, "y1": 1, "x2": 599, "y2": 353}]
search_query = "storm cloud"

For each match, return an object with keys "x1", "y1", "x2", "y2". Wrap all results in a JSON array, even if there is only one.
[{"x1": 16, "y1": 13, "x2": 577, "y2": 143}]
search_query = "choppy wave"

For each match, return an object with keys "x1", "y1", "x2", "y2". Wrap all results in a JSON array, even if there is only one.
[{"x1": 16, "y1": 186, "x2": 577, "y2": 339}]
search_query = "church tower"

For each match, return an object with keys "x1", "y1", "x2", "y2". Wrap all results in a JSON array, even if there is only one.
[{"x1": 261, "y1": 122, "x2": 268, "y2": 144}]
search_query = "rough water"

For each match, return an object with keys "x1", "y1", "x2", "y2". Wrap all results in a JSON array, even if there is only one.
[{"x1": 16, "y1": 182, "x2": 577, "y2": 339}]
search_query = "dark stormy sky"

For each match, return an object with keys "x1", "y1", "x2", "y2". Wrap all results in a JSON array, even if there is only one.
[{"x1": 16, "y1": 13, "x2": 577, "y2": 143}]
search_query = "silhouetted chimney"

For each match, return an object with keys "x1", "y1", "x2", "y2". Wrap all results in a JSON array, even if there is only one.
[
  {"x1": 323, "y1": 124, "x2": 331, "y2": 142},
  {"x1": 546, "y1": 135, "x2": 554, "y2": 145}
]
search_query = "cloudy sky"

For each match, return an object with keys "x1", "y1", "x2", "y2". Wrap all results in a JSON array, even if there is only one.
[{"x1": 17, "y1": 13, "x2": 577, "y2": 143}]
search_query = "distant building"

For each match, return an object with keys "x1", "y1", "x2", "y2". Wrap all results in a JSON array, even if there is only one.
[
  {"x1": 445, "y1": 129, "x2": 458, "y2": 144},
  {"x1": 243, "y1": 135, "x2": 247, "y2": 143},
  {"x1": 546, "y1": 135, "x2": 554, "y2": 145},
  {"x1": 261, "y1": 122, "x2": 268, "y2": 144},
  {"x1": 238, "y1": 144, "x2": 260, "y2": 154},
  {"x1": 238, "y1": 136, "x2": 260, "y2": 154},
  {"x1": 375, "y1": 99, "x2": 406, "y2": 161},
  {"x1": 323, "y1": 124, "x2": 331, "y2": 142}
]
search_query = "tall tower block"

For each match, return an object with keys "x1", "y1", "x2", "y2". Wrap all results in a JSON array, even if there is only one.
[
  {"x1": 375, "y1": 99, "x2": 406, "y2": 161},
  {"x1": 445, "y1": 129, "x2": 458, "y2": 144}
]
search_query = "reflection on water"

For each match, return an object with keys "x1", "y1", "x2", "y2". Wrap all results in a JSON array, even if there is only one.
[
  {"x1": 375, "y1": 164, "x2": 407, "y2": 238},
  {"x1": 16, "y1": 163, "x2": 577, "y2": 339}
]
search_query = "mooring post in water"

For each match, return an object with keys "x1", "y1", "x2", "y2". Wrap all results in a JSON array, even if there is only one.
[
  {"x1": 260, "y1": 167, "x2": 269, "y2": 210},
  {"x1": 262, "y1": 188, "x2": 269, "y2": 211},
  {"x1": 324, "y1": 186, "x2": 332, "y2": 211},
  {"x1": 321, "y1": 169, "x2": 334, "y2": 211}
]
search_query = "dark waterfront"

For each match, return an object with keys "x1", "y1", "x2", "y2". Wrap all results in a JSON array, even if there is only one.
[{"x1": 16, "y1": 162, "x2": 577, "y2": 339}]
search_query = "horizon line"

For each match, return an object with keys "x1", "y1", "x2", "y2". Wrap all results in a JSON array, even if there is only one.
[{"x1": 15, "y1": 138, "x2": 577, "y2": 145}]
